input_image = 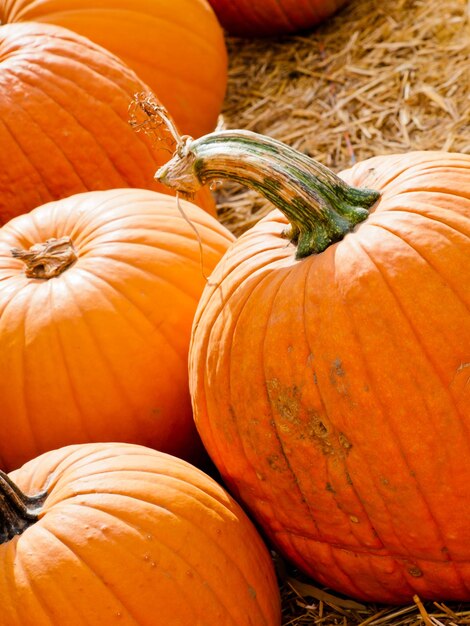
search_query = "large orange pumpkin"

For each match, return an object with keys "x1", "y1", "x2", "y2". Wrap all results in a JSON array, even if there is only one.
[
  {"x1": 0, "y1": 188, "x2": 234, "y2": 471},
  {"x1": 0, "y1": 22, "x2": 214, "y2": 225},
  {"x1": 0, "y1": 441, "x2": 281, "y2": 625},
  {"x1": 207, "y1": 0, "x2": 348, "y2": 36},
  {"x1": 156, "y1": 130, "x2": 470, "y2": 603},
  {"x1": 0, "y1": 0, "x2": 227, "y2": 138}
]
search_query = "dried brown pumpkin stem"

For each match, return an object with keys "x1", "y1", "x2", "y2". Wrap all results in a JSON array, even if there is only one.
[
  {"x1": 11, "y1": 236, "x2": 77, "y2": 279},
  {"x1": 0, "y1": 471, "x2": 47, "y2": 543},
  {"x1": 155, "y1": 129, "x2": 380, "y2": 258}
]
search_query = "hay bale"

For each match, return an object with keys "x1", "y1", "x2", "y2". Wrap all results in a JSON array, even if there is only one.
[{"x1": 217, "y1": 0, "x2": 469, "y2": 234}]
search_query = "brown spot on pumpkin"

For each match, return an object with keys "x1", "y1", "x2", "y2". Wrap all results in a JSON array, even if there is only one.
[
  {"x1": 305, "y1": 411, "x2": 335, "y2": 455},
  {"x1": 350, "y1": 515, "x2": 359, "y2": 523},
  {"x1": 330, "y1": 359, "x2": 349, "y2": 396},
  {"x1": 266, "y1": 454, "x2": 283, "y2": 471},
  {"x1": 325, "y1": 482, "x2": 336, "y2": 493},
  {"x1": 408, "y1": 566, "x2": 423, "y2": 577},
  {"x1": 332, "y1": 358, "x2": 345, "y2": 377},
  {"x1": 248, "y1": 585, "x2": 257, "y2": 599},
  {"x1": 266, "y1": 379, "x2": 301, "y2": 424},
  {"x1": 338, "y1": 432, "x2": 352, "y2": 451}
]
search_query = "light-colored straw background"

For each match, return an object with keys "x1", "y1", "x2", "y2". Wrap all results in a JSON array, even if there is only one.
[{"x1": 217, "y1": 0, "x2": 469, "y2": 235}]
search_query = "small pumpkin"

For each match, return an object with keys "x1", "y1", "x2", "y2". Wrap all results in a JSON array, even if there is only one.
[
  {"x1": 0, "y1": 441, "x2": 281, "y2": 625},
  {"x1": 0, "y1": 22, "x2": 214, "y2": 225},
  {"x1": 0, "y1": 0, "x2": 227, "y2": 138},
  {"x1": 0, "y1": 188, "x2": 234, "y2": 471},
  {"x1": 207, "y1": 0, "x2": 348, "y2": 36},
  {"x1": 156, "y1": 130, "x2": 470, "y2": 603}
]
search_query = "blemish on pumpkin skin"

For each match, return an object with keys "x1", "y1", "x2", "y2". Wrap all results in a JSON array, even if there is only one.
[
  {"x1": 267, "y1": 454, "x2": 283, "y2": 471},
  {"x1": 329, "y1": 358, "x2": 349, "y2": 396},
  {"x1": 332, "y1": 358, "x2": 345, "y2": 377},
  {"x1": 408, "y1": 566, "x2": 423, "y2": 577},
  {"x1": 266, "y1": 379, "x2": 301, "y2": 423},
  {"x1": 338, "y1": 432, "x2": 352, "y2": 452}
]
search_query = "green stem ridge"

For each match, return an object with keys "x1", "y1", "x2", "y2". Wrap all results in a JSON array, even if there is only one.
[
  {"x1": 155, "y1": 130, "x2": 380, "y2": 258},
  {"x1": 0, "y1": 471, "x2": 47, "y2": 543}
]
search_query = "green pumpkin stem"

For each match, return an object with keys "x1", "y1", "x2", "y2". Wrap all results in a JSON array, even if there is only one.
[
  {"x1": 0, "y1": 471, "x2": 47, "y2": 543},
  {"x1": 11, "y1": 236, "x2": 77, "y2": 279},
  {"x1": 155, "y1": 130, "x2": 380, "y2": 258}
]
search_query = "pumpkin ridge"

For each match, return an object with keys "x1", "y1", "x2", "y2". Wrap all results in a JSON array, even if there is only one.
[
  {"x1": 48, "y1": 282, "x2": 94, "y2": 443},
  {"x1": 320, "y1": 249, "x2": 421, "y2": 554},
  {"x1": 295, "y1": 259, "x2": 392, "y2": 596},
  {"x1": 260, "y1": 264, "x2": 325, "y2": 532},
  {"x1": 377, "y1": 204, "x2": 470, "y2": 240},
  {"x1": 10, "y1": 539, "x2": 62, "y2": 624},
  {"x1": 348, "y1": 236, "x2": 470, "y2": 579},
  {"x1": 47, "y1": 500, "x2": 244, "y2": 626},
  {"x1": 247, "y1": 265, "x2": 368, "y2": 597},
  {"x1": 367, "y1": 220, "x2": 470, "y2": 312},
  {"x1": 75, "y1": 260, "x2": 199, "y2": 358},
  {"x1": 194, "y1": 242, "x2": 294, "y2": 338},
  {"x1": 0, "y1": 93, "x2": 58, "y2": 203},
  {"x1": 57, "y1": 273, "x2": 141, "y2": 413},
  {"x1": 80, "y1": 248, "x2": 202, "y2": 300},
  {"x1": 17, "y1": 285, "x2": 46, "y2": 455},
  {"x1": 300, "y1": 257, "x2": 388, "y2": 547},
  {"x1": 297, "y1": 280, "x2": 375, "y2": 597},
  {"x1": 354, "y1": 224, "x2": 470, "y2": 399},
  {"x1": 265, "y1": 0, "x2": 297, "y2": 30},
  {"x1": 92, "y1": 234, "x2": 229, "y2": 267},
  {"x1": 9, "y1": 51, "x2": 127, "y2": 179},
  {"x1": 200, "y1": 262, "x2": 288, "y2": 480},
  {"x1": 99, "y1": 491, "x2": 274, "y2": 626},
  {"x1": 30, "y1": 523, "x2": 143, "y2": 624},
  {"x1": 275, "y1": 530, "x2": 470, "y2": 564},
  {"x1": 20, "y1": 55, "x2": 144, "y2": 184},
  {"x1": 1, "y1": 545, "x2": 24, "y2": 624}
]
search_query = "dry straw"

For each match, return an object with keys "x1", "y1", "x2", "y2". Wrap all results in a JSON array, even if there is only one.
[
  {"x1": 216, "y1": 0, "x2": 469, "y2": 234},
  {"x1": 215, "y1": 0, "x2": 470, "y2": 623}
]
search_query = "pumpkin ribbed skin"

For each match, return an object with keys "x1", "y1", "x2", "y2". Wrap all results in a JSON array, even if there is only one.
[
  {"x1": 0, "y1": 0, "x2": 227, "y2": 138},
  {"x1": 208, "y1": 0, "x2": 348, "y2": 36},
  {"x1": 0, "y1": 442, "x2": 281, "y2": 625},
  {"x1": 0, "y1": 22, "x2": 214, "y2": 224},
  {"x1": 189, "y1": 151, "x2": 470, "y2": 603},
  {"x1": 0, "y1": 188, "x2": 234, "y2": 471}
]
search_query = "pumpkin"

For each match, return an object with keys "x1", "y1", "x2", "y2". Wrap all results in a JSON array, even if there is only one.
[
  {"x1": 0, "y1": 441, "x2": 281, "y2": 625},
  {"x1": 207, "y1": 0, "x2": 348, "y2": 36},
  {"x1": 0, "y1": 0, "x2": 227, "y2": 138},
  {"x1": 156, "y1": 130, "x2": 470, "y2": 603},
  {"x1": 0, "y1": 22, "x2": 214, "y2": 225},
  {"x1": 0, "y1": 188, "x2": 234, "y2": 471}
]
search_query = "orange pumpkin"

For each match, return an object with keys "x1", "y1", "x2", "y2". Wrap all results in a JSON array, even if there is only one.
[
  {"x1": 208, "y1": 0, "x2": 348, "y2": 36},
  {"x1": 0, "y1": 22, "x2": 214, "y2": 225},
  {"x1": 0, "y1": 442, "x2": 281, "y2": 625},
  {"x1": 156, "y1": 130, "x2": 470, "y2": 603},
  {"x1": 0, "y1": 188, "x2": 234, "y2": 471},
  {"x1": 0, "y1": 0, "x2": 227, "y2": 138}
]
